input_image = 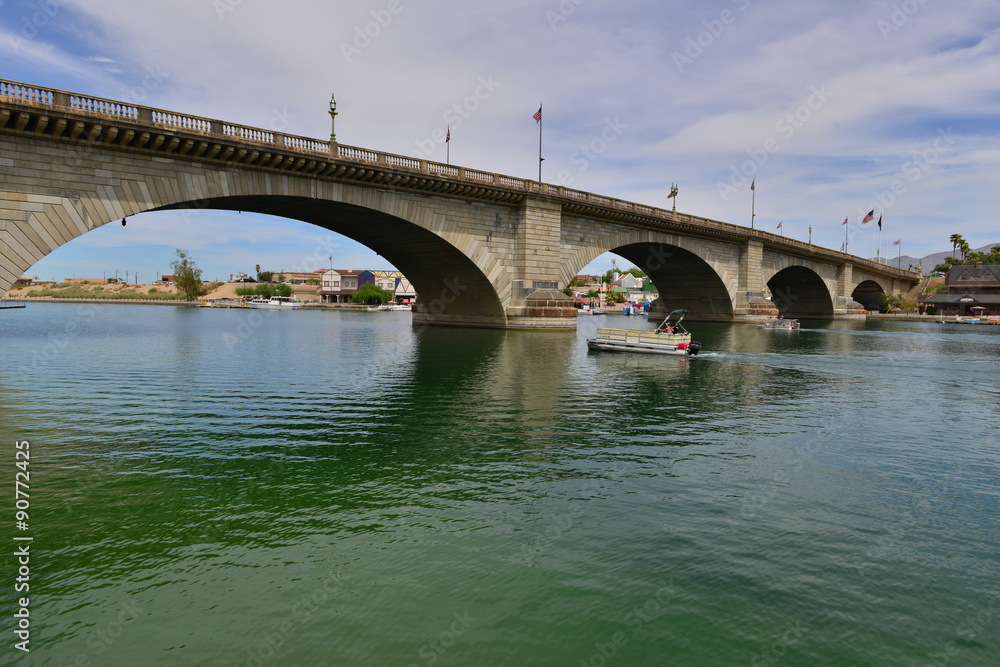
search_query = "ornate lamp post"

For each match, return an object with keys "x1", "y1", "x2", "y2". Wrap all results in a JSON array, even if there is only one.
[
  {"x1": 668, "y1": 183, "x2": 679, "y2": 217},
  {"x1": 328, "y1": 93, "x2": 338, "y2": 143}
]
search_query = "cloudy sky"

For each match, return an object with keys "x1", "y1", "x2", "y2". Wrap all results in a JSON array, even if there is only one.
[{"x1": 2, "y1": 0, "x2": 999, "y2": 282}]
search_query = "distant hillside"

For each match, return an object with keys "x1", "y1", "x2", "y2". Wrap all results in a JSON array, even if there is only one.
[{"x1": 869, "y1": 243, "x2": 1000, "y2": 270}]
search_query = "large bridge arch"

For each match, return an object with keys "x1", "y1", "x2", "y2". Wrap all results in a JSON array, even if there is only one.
[
  {"x1": 563, "y1": 224, "x2": 739, "y2": 320},
  {"x1": 2, "y1": 153, "x2": 517, "y2": 325},
  {"x1": 152, "y1": 193, "x2": 507, "y2": 321},
  {"x1": 765, "y1": 265, "x2": 834, "y2": 318}
]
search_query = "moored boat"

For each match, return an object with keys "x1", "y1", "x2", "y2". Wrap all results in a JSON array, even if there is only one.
[
  {"x1": 586, "y1": 309, "x2": 701, "y2": 356},
  {"x1": 246, "y1": 296, "x2": 303, "y2": 310},
  {"x1": 760, "y1": 317, "x2": 799, "y2": 329},
  {"x1": 367, "y1": 303, "x2": 412, "y2": 311}
]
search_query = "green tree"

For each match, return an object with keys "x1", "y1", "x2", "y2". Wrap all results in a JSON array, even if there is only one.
[
  {"x1": 258, "y1": 271, "x2": 274, "y2": 283},
  {"x1": 881, "y1": 292, "x2": 917, "y2": 313},
  {"x1": 170, "y1": 249, "x2": 204, "y2": 301},
  {"x1": 933, "y1": 257, "x2": 960, "y2": 273},
  {"x1": 602, "y1": 266, "x2": 647, "y2": 283},
  {"x1": 563, "y1": 287, "x2": 574, "y2": 297},
  {"x1": 235, "y1": 283, "x2": 292, "y2": 298},
  {"x1": 351, "y1": 283, "x2": 393, "y2": 304},
  {"x1": 605, "y1": 291, "x2": 625, "y2": 305}
]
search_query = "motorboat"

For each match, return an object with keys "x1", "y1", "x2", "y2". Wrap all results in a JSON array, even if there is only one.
[
  {"x1": 577, "y1": 304, "x2": 606, "y2": 315},
  {"x1": 246, "y1": 296, "x2": 303, "y2": 310},
  {"x1": 587, "y1": 309, "x2": 701, "y2": 356},
  {"x1": 760, "y1": 317, "x2": 800, "y2": 329}
]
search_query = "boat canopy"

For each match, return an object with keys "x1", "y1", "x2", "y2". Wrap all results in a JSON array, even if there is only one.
[{"x1": 655, "y1": 309, "x2": 690, "y2": 332}]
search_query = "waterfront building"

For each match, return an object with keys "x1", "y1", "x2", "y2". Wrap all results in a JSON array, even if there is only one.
[{"x1": 921, "y1": 262, "x2": 1000, "y2": 315}]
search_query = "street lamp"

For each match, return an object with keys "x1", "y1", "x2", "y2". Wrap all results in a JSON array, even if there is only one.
[
  {"x1": 328, "y1": 93, "x2": 338, "y2": 143},
  {"x1": 668, "y1": 183, "x2": 679, "y2": 217}
]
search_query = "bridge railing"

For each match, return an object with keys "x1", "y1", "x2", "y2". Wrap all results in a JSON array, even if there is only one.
[{"x1": 0, "y1": 78, "x2": 915, "y2": 277}]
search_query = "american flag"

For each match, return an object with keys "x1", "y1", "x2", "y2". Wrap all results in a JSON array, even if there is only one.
[
  {"x1": 862, "y1": 210, "x2": 874, "y2": 224},
  {"x1": 750, "y1": 179, "x2": 755, "y2": 191},
  {"x1": 776, "y1": 221, "x2": 782, "y2": 229},
  {"x1": 893, "y1": 239, "x2": 901, "y2": 246},
  {"x1": 446, "y1": 126, "x2": 450, "y2": 143},
  {"x1": 533, "y1": 106, "x2": 542, "y2": 123},
  {"x1": 842, "y1": 217, "x2": 848, "y2": 225}
]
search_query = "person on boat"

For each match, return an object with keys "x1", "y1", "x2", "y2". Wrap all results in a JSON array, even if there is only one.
[{"x1": 658, "y1": 323, "x2": 675, "y2": 334}]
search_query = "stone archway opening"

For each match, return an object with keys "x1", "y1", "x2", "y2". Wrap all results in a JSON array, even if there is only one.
[
  {"x1": 767, "y1": 266, "x2": 834, "y2": 318},
  {"x1": 601, "y1": 243, "x2": 734, "y2": 321},
  {"x1": 152, "y1": 195, "x2": 507, "y2": 325},
  {"x1": 851, "y1": 280, "x2": 885, "y2": 312}
]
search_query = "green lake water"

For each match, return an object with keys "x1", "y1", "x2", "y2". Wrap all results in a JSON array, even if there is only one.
[{"x1": 0, "y1": 303, "x2": 998, "y2": 666}]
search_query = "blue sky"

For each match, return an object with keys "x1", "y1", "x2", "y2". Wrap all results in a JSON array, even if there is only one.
[{"x1": 2, "y1": 0, "x2": 999, "y2": 281}]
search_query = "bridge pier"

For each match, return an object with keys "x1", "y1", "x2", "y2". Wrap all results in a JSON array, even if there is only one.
[{"x1": 502, "y1": 197, "x2": 576, "y2": 330}]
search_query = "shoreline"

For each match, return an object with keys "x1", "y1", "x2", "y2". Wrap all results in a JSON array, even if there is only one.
[{"x1": 0, "y1": 297, "x2": 373, "y2": 310}]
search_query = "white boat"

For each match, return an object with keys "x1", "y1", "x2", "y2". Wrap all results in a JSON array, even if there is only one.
[
  {"x1": 587, "y1": 309, "x2": 701, "y2": 356},
  {"x1": 246, "y1": 296, "x2": 303, "y2": 310},
  {"x1": 367, "y1": 303, "x2": 412, "y2": 311},
  {"x1": 577, "y1": 304, "x2": 606, "y2": 315},
  {"x1": 760, "y1": 317, "x2": 799, "y2": 329}
]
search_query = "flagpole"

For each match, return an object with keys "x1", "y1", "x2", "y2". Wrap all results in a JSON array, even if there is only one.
[
  {"x1": 871, "y1": 217, "x2": 875, "y2": 261},
  {"x1": 446, "y1": 124, "x2": 450, "y2": 165},
  {"x1": 844, "y1": 216, "x2": 849, "y2": 254},
  {"x1": 538, "y1": 103, "x2": 543, "y2": 183},
  {"x1": 897, "y1": 240, "x2": 902, "y2": 269},
  {"x1": 751, "y1": 180, "x2": 756, "y2": 229},
  {"x1": 878, "y1": 215, "x2": 883, "y2": 264}
]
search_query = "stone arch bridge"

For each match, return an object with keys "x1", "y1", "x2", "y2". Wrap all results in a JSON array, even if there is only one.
[{"x1": 0, "y1": 80, "x2": 918, "y2": 329}]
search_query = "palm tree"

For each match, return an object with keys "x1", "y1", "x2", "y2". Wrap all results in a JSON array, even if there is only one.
[
  {"x1": 959, "y1": 241, "x2": 971, "y2": 259},
  {"x1": 949, "y1": 233, "x2": 964, "y2": 257}
]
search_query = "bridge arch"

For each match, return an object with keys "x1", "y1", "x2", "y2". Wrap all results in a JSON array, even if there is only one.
[
  {"x1": 611, "y1": 243, "x2": 735, "y2": 319},
  {"x1": 151, "y1": 193, "x2": 506, "y2": 321},
  {"x1": 564, "y1": 225, "x2": 738, "y2": 320},
  {"x1": 766, "y1": 265, "x2": 834, "y2": 318},
  {"x1": 850, "y1": 279, "x2": 886, "y2": 312}
]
